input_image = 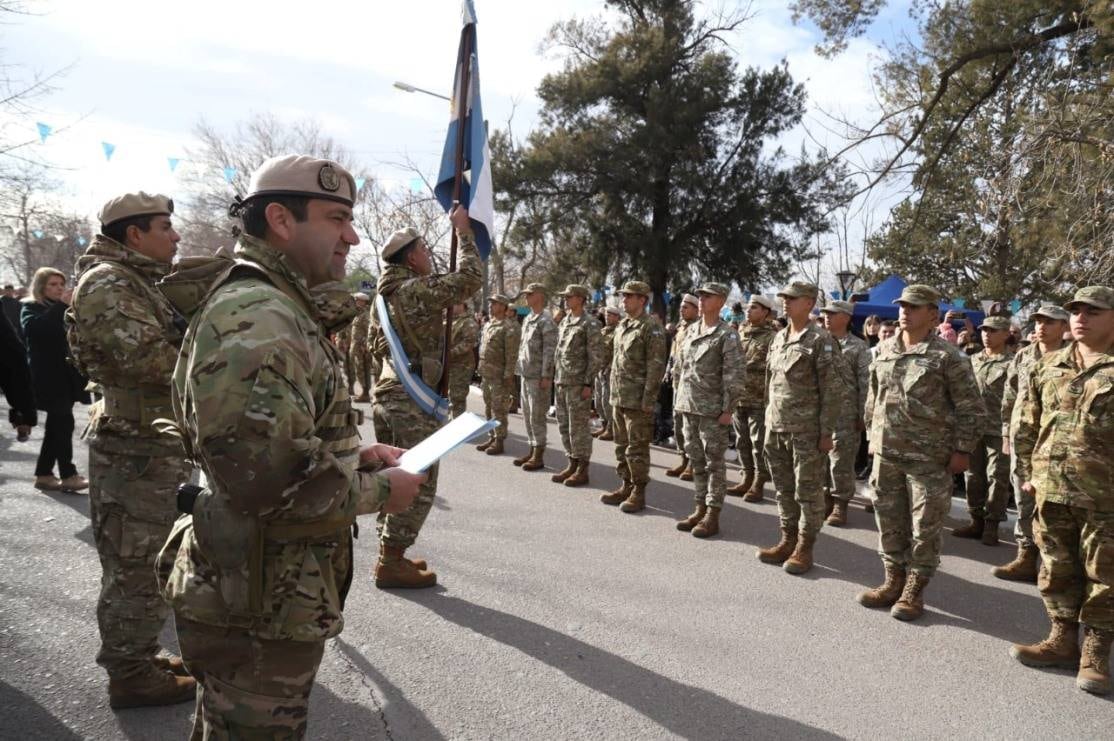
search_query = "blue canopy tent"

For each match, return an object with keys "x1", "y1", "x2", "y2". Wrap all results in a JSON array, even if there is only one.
[{"x1": 851, "y1": 275, "x2": 984, "y2": 328}]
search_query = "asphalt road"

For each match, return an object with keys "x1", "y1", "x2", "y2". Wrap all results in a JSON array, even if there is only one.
[{"x1": 1, "y1": 389, "x2": 1110, "y2": 740}]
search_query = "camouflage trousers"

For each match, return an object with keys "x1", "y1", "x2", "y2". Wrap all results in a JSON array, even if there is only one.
[
  {"x1": 594, "y1": 373, "x2": 611, "y2": 426},
  {"x1": 682, "y1": 413, "x2": 729, "y2": 509},
  {"x1": 1034, "y1": 501, "x2": 1114, "y2": 631},
  {"x1": 731, "y1": 404, "x2": 767, "y2": 477},
  {"x1": 372, "y1": 393, "x2": 440, "y2": 550},
  {"x1": 871, "y1": 455, "x2": 953, "y2": 577},
  {"x1": 964, "y1": 435, "x2": 1011, "y2": 521},
  {"x1": 90, "y1": 445, "x2": 189, "y2": 679},
  {"x1": 520, "y1": 377, "x2": 549, "y2": 448},
  {"x1": 1009, "y1": 434, "x2": 1036, "y2": 548},
  {"x1": 764, "y1": 430, "x2": 826, "y2": 537},
  {"x1": 612, "y1": 406, "x2": 653, "y2": 485},
  {"x1": 448, "y1": 366, "x2": 475, "y2": 418},
  {"x1": 556, "y1": 384, "x2": 593, "y2": 461},
  {"x1": 177, "y1": 618, "x2": 324, "y2": 740},
  {"x1": 481, "y1": 378, "x2": 513, "y2": 440},
  {"x1": 827, "y1": 423, "x2": 861, "y2": 502}
]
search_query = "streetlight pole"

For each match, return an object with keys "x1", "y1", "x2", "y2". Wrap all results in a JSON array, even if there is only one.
[{"x1": 836, "y1": 270, "x2": 858, "y2": 301}]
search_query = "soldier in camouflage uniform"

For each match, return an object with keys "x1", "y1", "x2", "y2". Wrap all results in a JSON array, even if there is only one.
[
  {"x1": 592, "y1": 306, "x2": 621, "y2": 441},
  {"x1": 369, "y1": 216, "x2": 483, "y2": 588},
  {"x1": 664, "y1": 294, "x2": 698, "y2": 478},
  {"x1": 674, "y1": 283, "x2": 745, "y2": 538},
  {"x1": 954, "y1": 314, "x2": 1014, "y2": 545},
  {"x1": 1011, "y1": 286, "x2": 1114, "y2": 696},
  {"x1": 756, "y1": 282, "x2": 842, "y2": 575},
  {"x1": 66, "y1": 193, "x2": 197, "y2": 709},
  {"x1": 476, "y1": 294, "x2": 520, "y2": 455},
  {"x1": 153, "y1": 156, "x2": 424, "y2": 738},
  {"x1": 995, "y1": 304, "x2": 1069, "y2": 582},
  {"x1": 514, "y1": 283, "x2": 557, "y2": 471},
  {"x1": 447, "y1": 303, "x2": 480, "y2": 417},
  {"x1": 349, "y1": 293, "x2": 373, "y2": 401},
  {"x1": 335, "y1": 292, "x2": 369, "y2": 397},
  {"x1": 857, "y1": 284, "x2": 983, "y2": 622},
  {"x1": 551, "y1": 285, "x2": 605, "y2": 487},
  {"x1": 726, "y1": 295, "x2": 777, "y2": 502},
  {"x1": 820, "y1": 300, "x2": 871, "y2": 526},
  {"x1": 599, "y1": 281, "x2": 666, "y2": 513}
]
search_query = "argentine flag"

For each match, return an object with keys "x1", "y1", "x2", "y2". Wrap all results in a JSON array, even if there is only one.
[{"x1": 434, "y1": 0, "x2": 495, "y2": 260}]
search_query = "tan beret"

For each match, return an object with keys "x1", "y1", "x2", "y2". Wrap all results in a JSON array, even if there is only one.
[
  {"x1": 381, "y1": 227, "x2": 422, "y2": 261},
  {"x1": 98, "y1": 192, "x2": 173, "y2": 227},
  {"x1": 244, "y1": 154, "x2": 356, "y2": 207},
  {"x1": 352, "y1": 292, "x2": 370, "y2": 302}
]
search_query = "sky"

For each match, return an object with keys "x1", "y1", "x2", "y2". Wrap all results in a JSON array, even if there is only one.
[{"x1": 2, "y1": 0, "x2": 916, "y2": 287}]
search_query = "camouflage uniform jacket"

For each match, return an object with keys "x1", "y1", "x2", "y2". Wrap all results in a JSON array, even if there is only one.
[
  {"x1": 737, "y1": 320, "x2": 777, "y2": 409},
  {"x1": 349, "y1": 306, "x2": 371, "y2": 351},
  {"x1": 554, "y1": 311, "x2": 605, "y2": 387},
  {"x1": 669, "y1": 318, "x2": 697, "y2": 388},
  {"x1": 971, "y1": 349, "x2": 1013, "y2": 438},
  {"x1": 610, "y1": 313, "x2": 667, "y2": 410},
  {"x1": 673, "y1": 319, "x2": 745, "y2": 417},
  {"x1": 66, "y1": 235, "x2": 184, "y2": 456},
  {"x1": 479, "y1": 316, "x2": 520, "y2": 384},
  {"x1": 1015, "y1": 344, "x2": 1113, "y2": 512},
  {"x1": 866, "y1": 333, "x2": 983, "y2": 464},
  {"x1": 765, "y1": 323, "x2": 843, "y2": 437},
  {"x1": 835, "y1": 332, "x2": 871, "y2": 424},
  {"x1": 449, "y1": 313, "x2": 480, "y2": 382},
  {"x1": 1002, "y1": 342, "x2": 1046, "y2": 439},
  {"x1": 516, "y1": 310, "x2": 557, "y2": 379},
  {"x1": 158, "y1": 235, "x2": 390, "y2": 642},
  {"x1": 599, "y1": 323, "x2": 617, "y2": 377},
  {"x1": 371, "y1": 232, "x2": 482, "y2": 399}
]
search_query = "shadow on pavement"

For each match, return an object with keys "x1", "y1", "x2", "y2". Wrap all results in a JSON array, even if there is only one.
[
  {"x1": 0, "y1": 681, "x2": 83, "y2": 740},
  {"x1": 399, "y1": 591, "x2": 840, "y2": 741},
  {"x1": 334, "y1": 639, "x2": 446, "y2": 741}
]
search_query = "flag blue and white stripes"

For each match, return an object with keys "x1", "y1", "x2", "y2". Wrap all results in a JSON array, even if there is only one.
[{"x1": 434, "y1": 0, "x2": 494, "y2": 260}]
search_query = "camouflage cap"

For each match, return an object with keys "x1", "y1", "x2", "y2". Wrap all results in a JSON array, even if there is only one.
[
  {"x1": 777, "y1": 281, "x2": 819, "y2": 299},
  {"x1": 558, "y1": 284, "x2": 590, "y2": 299},
  {"x1": 517, "y1": 282, "x2": 547, "y2": 297},
  {"x1": 1064, "y1": 285, "x2": 1114, "y2": 311},
  {"x1": 893, "y1": 284, "x2": 941, "y2": 307},
  {"x1": 243, "y1": 154, "x2": 357, "y2": 207},
  {"x1": 605, "y1": 306, "x2": 622, "y2": 316},
  {"x1": 381, "y1": 227, "x2": 421, "y2": 260},
  {"x1": 820, "y1": 300, "x2": 853, "y2": 316},
  {"x1": 1031, "y1": 304, "x2": 1069, "y2": 322},
  {"x1": 696, "y1": 282, "x2": 729, "y2": 297},
  {"x1": 748, "y1": 295, "x2": 775, "y2": 311},
  {"x1": 680, "y1": 293, "x2": 699, "y2": 307},
  {"x1": 487, "y1": 292, "x2": 512, "y2": 305},
  {"x1": 978, "y1": 315, "x2": 1012, "y2": 331},
  {"x1": 98, "y1": 192, "x2": 173, "y2": 227},
  {"x1": 619, "y1": 280, "x2": 652, "y2": 297}
]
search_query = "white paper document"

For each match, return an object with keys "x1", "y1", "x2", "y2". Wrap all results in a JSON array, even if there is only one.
[{"x1": 397, "y1": 412, "x2": 500, "y2": 474}]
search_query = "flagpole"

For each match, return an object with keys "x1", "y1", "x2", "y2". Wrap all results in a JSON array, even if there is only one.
[{"x1": 439, "y1": 22, "x2": 475, "y2": 398}]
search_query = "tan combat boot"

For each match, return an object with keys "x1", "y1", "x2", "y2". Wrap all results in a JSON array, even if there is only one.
[
  {"x1": 743, "y1": 475, "x2": 766, "y2": 503},
  {"x1": 108, "y1": 666, "x2": 197, "y2": 709},
  {"x1": 512, "y1": 446, "x2": 535, "y2": 467},
  {"x1": 692, "y1": 507, "x2": 720, "y2": 538},
  {"x1": 891, "y1": 572, "x2": 930, "y2": 621},
  {"x1": 991, "y1": 544, "x2": 1039, "y2": 583},
  {"x1": 665, "y1": 456, "x2": 689, "y2": 478},
  {"x1": 952, "y1": 516, "x2": 984, "y2": 539},
  {"x1": 981, "y1": 519, "x2": 1001, "y2": 546},
  {"x1": 676, "y1": 503, "x2": 707, "y2": 532},
  {"x1": 521, "y1": 446, "x2": 546, "y2": 471},
  {"x1": 783, "y1": 534, "x2": 816, "y2": 574},
  {"x1": 476, "y1": 434, "x2": 494, "y2": 452},
  {"x1": 60, "y1": 475, "x2": 89, "y2": 492},
  {"x1": 151, "y1": 654, "x2": 190, "y2": 677},
  {"x1": 564, "y1": 459, "x2": 590, "y2": 487},
  {"x1": 857, "y1": 564, "x2": 907, "y2": 608},
  {"x1": 485, "y1": 438, "x2": 505, "y2": 456},
  {"x1": 757, "y1": 528, "x2": 798, "y2": 565},
  {"x1": 1077, "y1": 627, "x2": 1112, "y2": 696},
  {"x1": 551, "y1": 458, "x2": 577, "y2": 483},
  {"x1": 600, "y1": 480, "x2": 631, "y2": 506},
  {"x1": 598, "y1": 426, "x2": 614, "y2": 441},
  {"x1": 679, "y1": 465, "x2": 694, "y2": 482},
  {"x1": 726, "y1": 470, "x2": 754, "y2": 497},
  {"x1": 826, "y1": 499, "x2": 848, "y2": 527},
  {"x1": 1011, "y1": 617, "x2": 1080, "y2": 669},
  {"x1": 375, "y1": 544, "x2": 437, "y2": 589},
  {"x1": 620, "y1": 484, "x2": 646, "y2": 513}
]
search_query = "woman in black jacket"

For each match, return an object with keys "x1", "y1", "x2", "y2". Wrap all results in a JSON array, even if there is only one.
[{"x1": 20, "y1": 267, "x2": 90, "y2": 492}]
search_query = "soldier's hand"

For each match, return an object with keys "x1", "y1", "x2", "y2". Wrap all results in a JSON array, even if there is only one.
[
  {"x1": 717, "y1": 411, "x2": 732, "y2": 426},
  {"x1": 818, "y1": 434, "x2": 833, "y2": 453},
  {"x1": 1021, "y1": 481, "x2": 1036, "y2": 497},
  {"x1": 947, "y1": 451, "x2": 971, "y2": 474},
  {"x1": 382, "y1": 467, "x2": 427, "y2": 513},
  {"x1": 449, "y1": 205, "x2": 472, "y2": 233},
  {"x1": 360, "y1": 443, "x2": 406, "y2": 468}
]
